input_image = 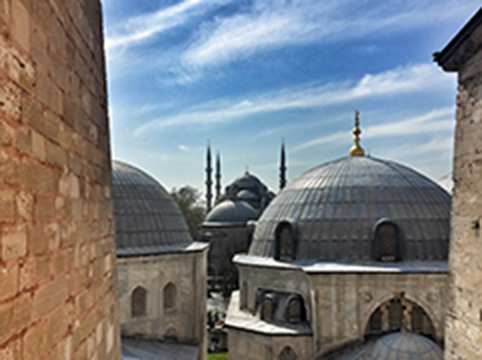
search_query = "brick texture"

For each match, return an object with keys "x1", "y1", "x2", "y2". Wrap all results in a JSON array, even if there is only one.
[{"x1": 0, "y1": 0, "x2": 120, "y2": 358}]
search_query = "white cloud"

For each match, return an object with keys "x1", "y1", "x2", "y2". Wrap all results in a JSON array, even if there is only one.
[
  {"x1": 182, "y1": 0, "x2": 479, "y2": 69},
  {"x1": 293, "y1": 107, "x2": 455, "y2": 152},
  {"x1": 178, "y1": 144, "x2": 190, "y2": 151},
  {"x1": 105, "y1": 0, "x2": 228, "y2": 51},
  {"x1": 133, "y1": 63, "x2": 455, "y2": 136}
]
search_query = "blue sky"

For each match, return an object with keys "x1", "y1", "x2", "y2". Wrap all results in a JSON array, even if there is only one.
[{"x1": 101, "y1": 0, "x2": 479, "y2": 197}]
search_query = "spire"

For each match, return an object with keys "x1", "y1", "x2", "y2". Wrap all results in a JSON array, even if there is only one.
[
  {"x1": 205, "y1": 142, "x2": 213, "y2": 212},
  {"x1": 215, "y1": 151, "x2": 221, "y2": 202},
  {"x1": 349, "y1": 110, "x2": 365, "y2": 157},
  {"x1": 279, "y1": 139, "x2": 286, "y2": 190}
]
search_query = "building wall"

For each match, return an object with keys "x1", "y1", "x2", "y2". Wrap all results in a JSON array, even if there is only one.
[
  {"x1": 445, "y1": 45, "x2": 482, "y2": 359},
  {"x1": 310, "y1": 272, "x2": 447, "y2": 356},
  {"x1": 0, "y1": 0, "x2": 120, "y2": 359},
  {"x1": 233, "y1": 264, "x2": 447, "y2": 359},
  {"x1": 117, "y1": 250, "x2": 207, "y2": 360},
  {"x1": 228, "y1": 328, "x2": 312, "y2": 360}
]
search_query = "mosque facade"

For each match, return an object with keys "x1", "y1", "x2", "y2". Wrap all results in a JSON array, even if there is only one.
[
  {"x1": 201, "y1": 144, "x2": 285, "y2": 294},
  {"x1": 226, "y1": 115, "x2": 450, "y2": 359},
  {"x1": 112, "y1": 161, "x2": 208, "y2": 360}
]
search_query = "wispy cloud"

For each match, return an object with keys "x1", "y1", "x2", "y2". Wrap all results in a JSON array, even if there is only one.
[
  {"x1": 293, "y1": 107, "x2": 455, "y2": 152},
  {"x1": 182, "y1": 0, "x2": 478, "y2": 69},
  {"x1": 133, "y1": 63, "x2": 455, "y2": 136},
  {"x1": 105, "y1": 0, "x2": 228, "y2": 51},
  {"x1": 178, "y1": 144, "x2": 190, "y2": 151}
]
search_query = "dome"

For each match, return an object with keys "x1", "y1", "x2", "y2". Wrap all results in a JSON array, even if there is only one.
[
  {"x1": 368, "y1": 332, "x2": 442, "y2": 360},
  {"x1": 112, "y1": 161, "x2": 192, "y2": 256},
  {"x1": 237, "y1": 189, "x2": 258, "y2": 200},
  {"x1": 204, "y1": 200, "x2": 258, "y2": 226},
  {"x1": 231, "y1": 172, "x2": 266, "y2": 191},
  {"x1": 248, "y1": 156, "x2": 451, "y2": 262}
]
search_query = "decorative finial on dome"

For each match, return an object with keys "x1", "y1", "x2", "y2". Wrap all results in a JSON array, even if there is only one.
[
  {"x1": 245, "y1": 166, "x2": 249, "y2": 175},
  {"x1": 349, "y1": 110, "x2": 365, "y2": 157}
]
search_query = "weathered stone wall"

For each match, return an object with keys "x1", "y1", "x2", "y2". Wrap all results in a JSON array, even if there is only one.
[
  {"x1": 228, "y1": 328, "x2": 312, "y2": 360},
  {"x1": 232, "y1": 264, "x2": 447, "y2": 359},
  {"x1": 117, "y1": 250, "x2": 207, "y2": 360},
  {"x1": 0, "y1": 0, "x2": 120, "y2": 359},
  {"x1": 445, "y1": 45, "x2": 482, "y2": 359},
  {"x1": 311, "y1": 272, "x2": 447, "y2": 356}
]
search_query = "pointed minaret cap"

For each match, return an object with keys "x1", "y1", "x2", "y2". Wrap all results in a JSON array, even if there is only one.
[{"x1": 349, "y1": 110, "x2": 365, "y2": 157}]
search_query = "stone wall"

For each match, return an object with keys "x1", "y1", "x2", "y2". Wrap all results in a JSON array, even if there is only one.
[
  {"x1": 445, "y1": 45, "x2": 482, "y2": 359},
  {"x1": 0, "y1": 0, "x2": 120, "y2": 359},
  {"x1": 311, "y1": 272, "x2": 447, "y2": 356},
  {"x1": 117, "y1": 250, "x2": 207, "y2": 360}
]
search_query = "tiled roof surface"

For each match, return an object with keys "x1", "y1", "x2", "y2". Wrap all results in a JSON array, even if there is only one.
[
  {"x1": 112, "y1": 161, "x2": 192, "y2": 256},
  {"x1": 249, "y1": 156, "x2": 451, "y2": 261}
]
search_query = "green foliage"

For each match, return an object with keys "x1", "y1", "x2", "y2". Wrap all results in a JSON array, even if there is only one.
[
  {"x1": 171, "y1": 186, "x2": 205, "y2": 239},
  {"x1": 207, "y1": 353, "x2": 228, "y2": 360}
]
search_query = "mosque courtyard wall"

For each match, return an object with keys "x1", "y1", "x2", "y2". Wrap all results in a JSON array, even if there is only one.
[{"x1": 0, "y1": 0, "x2": 120, "y2": 358}]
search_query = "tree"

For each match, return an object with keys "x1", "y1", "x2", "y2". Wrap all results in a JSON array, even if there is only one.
[{"x1": 171, "y1": 186, "x2": 205, "y2": 239}]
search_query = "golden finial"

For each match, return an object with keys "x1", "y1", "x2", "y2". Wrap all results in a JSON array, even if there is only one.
[
  {"x1": 245, "y1": 166, "x2": 249, "y2": 175},
  {"x1": 349, "y1": 110, "x2": 365, "y2": 157}
]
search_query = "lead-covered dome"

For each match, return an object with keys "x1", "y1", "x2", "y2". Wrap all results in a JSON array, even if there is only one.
[
  {"x1": 204, "y1": 200, "x2": 258, "y2": 226},
  {"x1": 112, "y1": 161, "x2": 192, "y2": 256},
  {"x1": 248, "y1": 156, "x2": 451, "y2": 262}
]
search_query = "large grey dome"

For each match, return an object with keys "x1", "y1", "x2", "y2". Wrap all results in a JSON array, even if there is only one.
[
  {"x1": 248, "y1": 156, "x2": 451, "y2": 262},
  {"x1": 112, "y1": 161, "x2": 192, "y2": 256}
]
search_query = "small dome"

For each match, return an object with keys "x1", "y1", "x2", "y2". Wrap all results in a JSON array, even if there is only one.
[
  {"x1": 112, "y1": 161, "x2": 192, "y2": 256},
  {"x1": 237, "y1": 189, "x2": 258, "y2": 200},
  {"x1": 204, "y1": 200, "x2": 258, "y2": 225},
  {"x1": 368, "y1": 332, "x2": 442, "y2": 359},
  {"x1": 249, "y1": 156, "x2": 451, "y2": 261}
]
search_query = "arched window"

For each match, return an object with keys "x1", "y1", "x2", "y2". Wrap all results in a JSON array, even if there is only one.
[
  {"x1": 288, "y1": 298, "x2": 303, "y2": 324},
  {"x1": 278, "y1": 346, "x2": 297, "y2": 360},
  {"x1": 164, "y1": 327, "x2": 178, "y2": 342},
  {"x1": 261, "y1": 297, "x2": 273, "y2": 321},
  {"x1": 275, "y1": 222, "x2": 296, "y2": 262},
  {"x1": 365, "y1": 296, "x2": 436, "y2": 340},
  {"x1": 131, "y1": 286, "x2": 147, "y2": 317},
  {"x1": 163, "y1": 283, "x2": 177, "y2": 311},
  {"x1": 373, "y1": 220, "x2": 400, "y2": 261}
]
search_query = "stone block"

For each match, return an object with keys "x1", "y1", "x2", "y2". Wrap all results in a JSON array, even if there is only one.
[
  {"x1": 0, "y1": 189, "x2": 15, "y2": 222},
  {"x1": 33, "y1": 274, "x2": 68, "y2": 320},
  {"x1": 0, "y1": 120, "x2": 14, "y2": 146},
  {"x1": 0, "y1": 262, "x2": 18, "y2": 302},
  {"x1": 10, "y1": 0, "x2": 30, "y2": 50},
  {"x1": 1, "y1": 224, "x2": 27, "y2": 260},
  {"x1": 22, "y1": 319, "x2": 48, "y2": 360},
  {"x1": 16, "y1": 190, "x2": 33, "y2": 221},
  {"x1": 34, "y1": 193, "x2": 56, "y2": 222}
]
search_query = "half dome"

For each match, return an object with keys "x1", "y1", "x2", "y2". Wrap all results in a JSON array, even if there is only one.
[
  {"x1": 248, "y1": 156, "x2": 451, "y2": 262},
  {"x1": 112, "y1": 161, "x2": 192, "y2": 256}
]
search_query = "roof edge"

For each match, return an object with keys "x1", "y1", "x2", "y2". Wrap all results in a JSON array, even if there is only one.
[{"x1": 434, "y1": 7, "x2": 482, "y2": 71}]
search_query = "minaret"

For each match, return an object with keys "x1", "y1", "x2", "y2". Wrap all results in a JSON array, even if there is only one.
[
  {"x1": 349, "y1": 110, "x2": 365, "y2": 157},
  {"x1": 206, "y1": 143, "x2": 213, "y2": 212},
  {"x1": 215, "y1": 151, "x2": 221, "y2": 202},
  {"x1": 279, "y1": 139, "x2": 286, "y2": 190}
]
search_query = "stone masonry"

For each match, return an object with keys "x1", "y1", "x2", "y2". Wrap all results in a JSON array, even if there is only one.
[
  {"x1": 0, "y1": 0, "x2": 120, "y2": 359},
  {"x1": 435, "y1": 8, "x2": 482, "y2": 359}
]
